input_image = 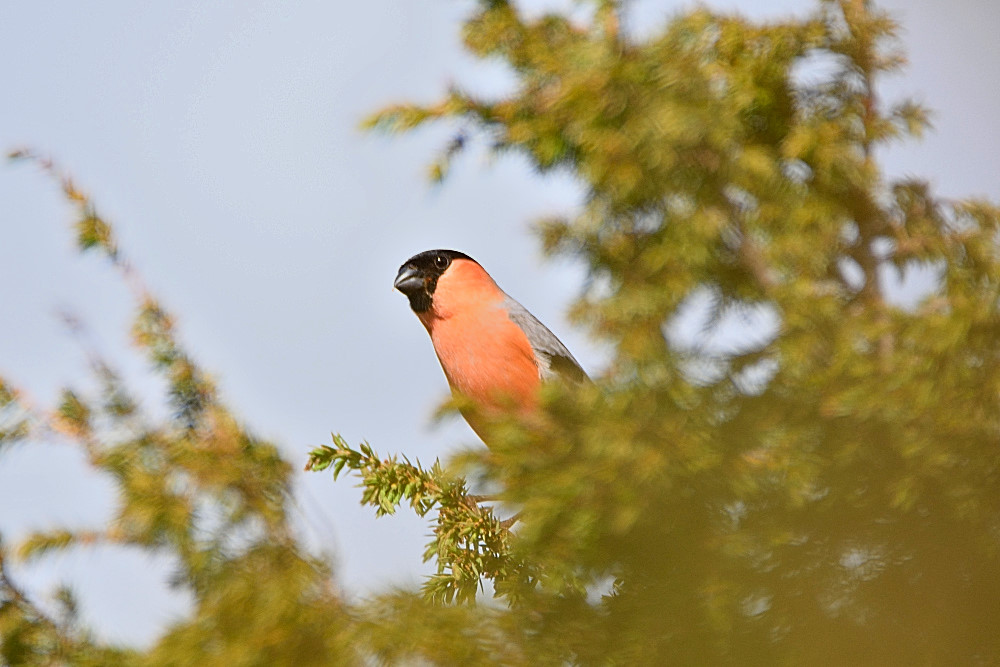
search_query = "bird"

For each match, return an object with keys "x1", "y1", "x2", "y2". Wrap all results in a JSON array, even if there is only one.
[{"x1": 394, "y1": 249, "x2": 588, "y2": 442}]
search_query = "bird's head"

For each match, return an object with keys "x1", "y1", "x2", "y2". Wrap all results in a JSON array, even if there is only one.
[{"x1": 394, "y1": 249, "x2": 475, "y2": 313}]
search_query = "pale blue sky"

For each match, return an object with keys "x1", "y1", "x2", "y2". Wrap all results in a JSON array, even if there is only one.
[{"x1": 1, "y1": 0, "x2": 997, "y2": 646}]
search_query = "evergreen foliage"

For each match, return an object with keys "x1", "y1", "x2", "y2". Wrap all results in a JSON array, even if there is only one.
[{"x1": 3, "y1": 1, "x2": 999, "y2": 664}]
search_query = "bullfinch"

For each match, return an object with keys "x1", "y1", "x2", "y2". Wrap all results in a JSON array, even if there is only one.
[{"x1": 394, "y1": 249, "x2": 588, "y2": 441}]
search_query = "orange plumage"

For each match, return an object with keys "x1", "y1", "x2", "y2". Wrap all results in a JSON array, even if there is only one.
[{"x1": 394, "y1": 250, "x2": 587, "y2": 442}]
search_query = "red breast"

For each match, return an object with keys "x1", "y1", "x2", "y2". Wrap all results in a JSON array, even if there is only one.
[{"x1": 416, "y1": 258, "x2": 541, "y2": 416}]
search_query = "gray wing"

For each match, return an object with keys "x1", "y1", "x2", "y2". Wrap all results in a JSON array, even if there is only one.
[{"x1": 502, "y1": 294, "x2": 589, "y2": 384}]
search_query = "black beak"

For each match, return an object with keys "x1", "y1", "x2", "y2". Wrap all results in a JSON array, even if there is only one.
[{"x1": 393, "y1": 265, "x2": 424, "y2": 295}]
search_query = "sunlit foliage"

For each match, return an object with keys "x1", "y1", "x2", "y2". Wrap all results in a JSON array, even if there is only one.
[
  {"x1": 354, "y1": 0, "x2": 1000, "y2": 662},
  {"x1": 3, "y1": 153, "x2": 353, "y2": 666},
  {"x1": 4, "y1": 0, "x2": 1000, "y2": 664}
]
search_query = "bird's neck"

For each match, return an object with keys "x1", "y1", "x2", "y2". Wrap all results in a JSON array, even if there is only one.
[{"x1": 417, "y1": 261, "x2": 504, "y2": 332}]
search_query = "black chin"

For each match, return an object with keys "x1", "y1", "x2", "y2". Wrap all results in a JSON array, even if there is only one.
[{"x1": 407, "y1": 291, "x2": 432, "y2": 313}]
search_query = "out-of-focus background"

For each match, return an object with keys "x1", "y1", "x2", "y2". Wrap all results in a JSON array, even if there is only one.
[{"x1": 1, "y1": 0, "x2": 996, "y2": 646}]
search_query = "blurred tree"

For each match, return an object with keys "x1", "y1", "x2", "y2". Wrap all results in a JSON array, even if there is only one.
[
  {"x1": 2, "y1": 155, "x2": 354, "y2": 666},
  {"x1": 4, "y1": 0, "x2": 999, "y2": 665},
  {"x1": 336, "y1": 0, "x2": 1000, "y2": 663}
]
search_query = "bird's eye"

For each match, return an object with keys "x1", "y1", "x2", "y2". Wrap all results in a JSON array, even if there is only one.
[{"x1": 434, "y1": 255, "x2": 450, "y2": 270}]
